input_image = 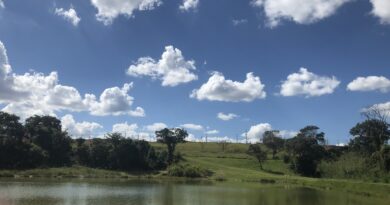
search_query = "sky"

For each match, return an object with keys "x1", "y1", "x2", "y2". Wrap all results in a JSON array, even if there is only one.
[{"x1": 0, "y1": 0, "x2": 389, "y2": 145}]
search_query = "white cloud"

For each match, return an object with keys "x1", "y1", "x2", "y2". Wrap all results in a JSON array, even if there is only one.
[
  {"x1": 0, "y1": 0, "x2": 4, "y2": 9},
  {"x1": 180, "y1": 123, "x2": 203, "y2": 131},
  {"x1": 279, "y1": 130, "x2": 298, "y2": 139},
  {"x1": 245, "y1": 123, "x2": 272, "y2": 143},
  {"x1": 112, "y1": 122, "x2": 156, "y2": 141},
  {"x1": 191, "y1": 72, "x2": 266, "y2": 102},
  {"x1": 179, "y1": 0, "x2": 199, "y2": 12},
  {"x1": 251, "y1": 0, "x2": 351, "y2": 27},
  {"x1": 232, "y1": 19, "x2": 248, "y2": 26},
  {"x1": 217, "y1": 112, "x2": 238, "y2": 121},
  {"x1": 55, "y1": 7, "x2": 81, "y2": 26},
  {"x1": 88, "y1": 83, "x2": 145, "y2": 117},
  {"x1": 0, "y1": 41, "x2": 145, "y2": 119},
  {"x1": 280, "y1": 68, "x2": 340, "y2": 97},
  {"x1": 112, "y1": 122, "x2": 138, "y2": 137},
  {"x1": 61, "y1": 114, "x2": 103, "y2": 138},
  {"x1": 127, "y1": 45, "x2": 198, "y2": 87},
  {"x1": 363, "y1": 101, "x2": 390, "y2": 118},
  {"x1": 370, "y1": 0, "x2": 390, "y2": 24},
  {"x1": 90, "y1": 0, "x2": 162, "y2": 25},
  {"x1": 206, "y1": 129, "x2": 219, "y2": 135},
  {"x1": 144, "y1": 122, "x2": 167, "y2": 132},
  {"x1": 347, "y1": 76, "x2": 390, "y2": 93}
]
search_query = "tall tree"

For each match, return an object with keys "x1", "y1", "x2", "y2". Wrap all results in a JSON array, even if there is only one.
[
  {"x1": 25, "y1": 115, "x2": 72, "y2": 166},
  {"x1": 247, "y1": 144, "x2": 267, "y2": 170},
  {"x1": 349, "y1": 119, "x2": 390, "y2": 154},
  {"x1": 156, "y1": 128, "x2": 187, "y2": 164},
  {"x1": 262, "y1": 130, "x2": 284, "y2": 159},
  {"x1": 285, "y1": 126, "x2": 325, "y2": 177}
]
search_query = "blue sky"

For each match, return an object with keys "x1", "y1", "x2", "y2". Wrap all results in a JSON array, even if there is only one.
[{"x1": 0, "y1": 0, "x2": 389, "y2": 144}]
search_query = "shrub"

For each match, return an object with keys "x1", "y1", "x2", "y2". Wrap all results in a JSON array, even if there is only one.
[{"x1": 167, "y1": 164, "x2": 212, "y2": 178}]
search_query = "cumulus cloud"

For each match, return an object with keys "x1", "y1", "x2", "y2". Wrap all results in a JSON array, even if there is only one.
[
  {"x1": 280, "y1": 68, "x2": 340, "y2": 97},
  {"x1": 127, "y1": 46, "x2": 198, "y2": 87},
  {"x1": 179, "y1": 0, "x2": 199, "y2": 12},
  {"x1": 191, "y1": 72, "x2": 266, "y2": 102},
  {"x1": 245, "y1": 123, "x2": 272, "y2": 143},
  {"x1": 180, "y1": 123, "x2": 203, "y2": 131},
  {"x1": 0, "y1": 41, "x2": 144, "y2": 119},
  {"x1": 251, "y1": 0, "x2": 351, "y2": 27},
  {"x1": 144, "y1": 122, "x2": 167, "y2": 132},
  {"x1": 217, "y1": 112, "x2": 238, "y2": 121},
  {"x1": 61, "y1": 114, "x2": 103, "y2": 138},
  {"x1": 55, "y1": 7, "x2": 81, "y2": 26},
  {"x1": 90, "y1": 0, "x2": 162, "y2": 25},
  {"x1": 347, "y1": 76, "x2": 390, "y2": 93},
  {"x1": 370, "y1": 0, "x2": 390, "y2": 24},
  {"x1": 363, "y1": 101, "x2": 390, "y2": 118},
  {"x1": 112, "y1": 122, "x2": 138, "y2": 136}
]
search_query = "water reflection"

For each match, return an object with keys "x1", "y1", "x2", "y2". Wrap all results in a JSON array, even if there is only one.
[{"x1": 0, "y1": 180, "x2": 387, "y2": 205}]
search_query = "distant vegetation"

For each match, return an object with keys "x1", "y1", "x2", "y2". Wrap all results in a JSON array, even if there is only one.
[{"x1": 0, "y1": 107, "x2": 389, "y2": 182}]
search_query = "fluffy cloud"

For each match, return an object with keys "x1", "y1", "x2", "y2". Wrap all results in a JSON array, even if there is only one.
[
  {"x1": 179, "y1": 0, "x2": 199, "y2": 12},
  {"x1": 112, "y1": 122, "x2": 138, "y2": 136},
  {"x1": 0, "y1": 0, "x2": 4, "y2": 9},
  {"x1": 0, "y1": 41, "x2": 144, "y2": 119},
  {"x1": 191, "y1": 72, "x2": 266, "y2": 102},
  {"x1": 88, "y1": 83, "x2": 145, "y2": 117},
  {"x1": 251, "y1": 0, "x2": 351, "y2": 27},
  {"x1": 127, "y1": 46, "x2": 198, "y2": 87},
  {"x1": 217, "y1": 112, "x2": 238, "y2": 121},
  {"x1": 245, "y1": 123, "x2": 272, "y2": 143},
  {"x1": 61, "y1": 114, "x2": 103, "y2": 138},
  {"x1": 363, "y1": 101, "x2": 390, "y2": 117},
  {"x1": 280, "y1": 68, "x2": 340, "y2": 97},
  {"x1": 144, "y1": 122, "x2": 167, "y2": 132},
  {"x1": 347, "y1": 76, "x2": 390, "y2": 93},
  {"x1": 90, "y1": 0, "x2": 162, "y2": 25},
  {"x1": 370, "y1": 0, "x2": 390, "y2": 24},
  {"x1": 55, "y1": 7, "x2": 81, "y2": 26},
  {"x1": 180, "y1": 123, "x2": 203, "y2": 131}
]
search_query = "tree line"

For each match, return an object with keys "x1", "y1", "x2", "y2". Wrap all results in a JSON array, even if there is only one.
[
  {"x1": 247, "y1": 110, "x2": 390, "y2": 178},
  {"x1": 0, "y1": 112, "x2": 187, "y2": 171}
]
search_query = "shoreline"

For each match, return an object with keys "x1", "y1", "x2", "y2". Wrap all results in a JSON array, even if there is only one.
[{"x1": 1, "y1": 166, "x2": 389, "y2": 199}]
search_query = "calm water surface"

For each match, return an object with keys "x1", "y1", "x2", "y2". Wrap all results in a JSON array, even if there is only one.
[{"x1": 0, "y1": 179, "x2": 387, "y2": 205}]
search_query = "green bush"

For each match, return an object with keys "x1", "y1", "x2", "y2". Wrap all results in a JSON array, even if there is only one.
[{"x1": 167, "y1": 164, "x2": 212, "y2": 178}]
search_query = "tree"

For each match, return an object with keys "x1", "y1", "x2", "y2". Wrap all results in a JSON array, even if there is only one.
[
  {"x1": 25, "y1": 115, "x2": 72, "y2": 166},
  {"x1": 262, "y1": 130, "x2": 284, "y2": 159},
  {"x1": 247, "y1": 144, "x2": 267, "y2": 170},
  {"x1": 349, "y1": 119, "x2": 390, "y2": 154},
  {"x1": 0, "y1": 112, "x2": 47, "y2": 169},
  {"x1": 156, "y1": 128, "x2": 187, "y2": 164},
  {"x1": 285, "y1": 126, "x2": 325, "y2": 177}
]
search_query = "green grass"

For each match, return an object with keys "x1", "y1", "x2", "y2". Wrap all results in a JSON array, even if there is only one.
[{"x1": 155, "y1": 142, "x2": 390, "y2": 198}]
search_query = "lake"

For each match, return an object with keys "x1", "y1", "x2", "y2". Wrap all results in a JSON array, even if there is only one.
[{"x1": 0, "y1": 179, "x2": 387, "y2": 205}]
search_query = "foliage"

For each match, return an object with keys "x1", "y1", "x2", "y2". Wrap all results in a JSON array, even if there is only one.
[
  {"x1": 156, "y1": 128, "x2": 188, "y2": 164},
  {"x1": 25, "y1": 115, "x2": 72, "y2": 166},
  {"x1": 0, "y1": 112, "x2": 47, "y2": 169},
  {"x1": 247, "y1": 144, "x2": 267, "y2": 169},
  {"x1": 285, "y1": 125, "x2": 325, "y2": 177},
  {"x1": 349, "y1": 119, "x2": 390, "y2": 154},
  {"x1": 262, "y1": 130, "x2": 284, "y2": 159},
  {"x1": 167, "y1": 163, "x2": 212, "y2": 178}
]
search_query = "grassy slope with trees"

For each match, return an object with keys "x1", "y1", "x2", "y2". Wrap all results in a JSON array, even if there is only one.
[{"x1": 0, "y1": 110, "x2": 390, "y2": 198}]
